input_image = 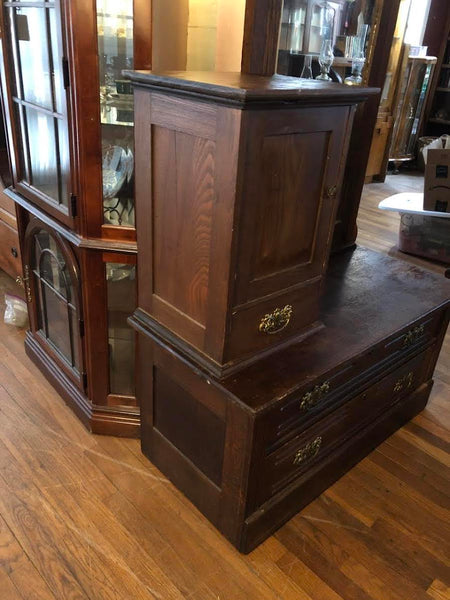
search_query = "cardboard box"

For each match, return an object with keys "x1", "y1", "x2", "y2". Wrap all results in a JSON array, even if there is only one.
[{"x1": 424, "y1": 148, "x2": 450, "y2": 213}]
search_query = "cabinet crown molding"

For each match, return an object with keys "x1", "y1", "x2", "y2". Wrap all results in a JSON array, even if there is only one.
[{"x1": 124, "y1": 70, "x2": 380, "y2": 107}]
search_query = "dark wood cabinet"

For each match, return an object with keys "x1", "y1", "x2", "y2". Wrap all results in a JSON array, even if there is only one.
[
  {"x1": 0, "y1": 103, "x2": 21, "y2": 280},
  {"x1": 127, "y1": 71, "x2": 449, "y2": 552},
  {"x1": 136, "y1": 247, "x2": 450, "y2": 553},
  {"x1": 127, "y1": 70, "x2": 377, "y2": 377},
  {"x1": 0, "y1": 0, "x2": 152, "y2": 436}
]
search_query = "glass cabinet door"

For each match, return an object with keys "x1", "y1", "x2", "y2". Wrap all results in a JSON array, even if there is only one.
[
  {"x1": 97, "y1": 0, "x2": 135, "y2": 229},
  {"x1": 105, "y1": 258, "x2": 136, "y2": 399},
  {"x1": 279, "y1": 1, "x2": 308, "y2": 54},
  {"x1": 277, "y1": 0, "x2": 379, "y2": 81},
  {"x1": 25, "y1": 221, "x2": 84, "y2": 390},
  {"x1": 2, "y1": 0, "x2": 72, "y2": 224},
  {"x1": 391, "y1": 58, "x2": 436, "y2": 161}
]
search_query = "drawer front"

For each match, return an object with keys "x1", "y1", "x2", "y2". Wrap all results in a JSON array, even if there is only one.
[
  {"x1": 264, "y1": 309, "x2": 444, "y2": 449},
  {"x1": 257, "y1": 346, "x2": 434, "y2": 506},
  {"x1": 0, "y1": 218, "x2": 22, "y2": 280},
  {"x1": 225, "y1": 280, "x2": 322, "y2": 362}
]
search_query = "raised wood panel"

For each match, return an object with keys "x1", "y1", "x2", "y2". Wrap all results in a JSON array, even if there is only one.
[
  {"x1": 153, "y1": 367, "x2": 226, "y2": 487},
  {"x1": 254, "y1": 131, "x2": 329, "y2": 279},
  {"x1": 0, "y1": 185, "x2": 15, "y2": 217},
  {"x1": 152, "y1": 125, "x2": 215, "y2": 328},
  {"x1": 0, "y1": 218, "x2": 21, "y2": 279},
  {"x1": 236, "y1": 106, "x2": 351, "y2": 303},
  {"x1": 0, "y1": 206, "x2": 16, "y2": 229}
]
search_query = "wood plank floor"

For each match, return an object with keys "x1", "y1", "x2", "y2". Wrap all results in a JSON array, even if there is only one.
[{"x1": 0, "y1": 174, "x2": 448, "y2": 600}]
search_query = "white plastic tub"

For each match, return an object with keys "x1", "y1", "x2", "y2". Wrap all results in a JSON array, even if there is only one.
[{"x1": 378, "y1": 193, "x2": 450, "y2": 265}]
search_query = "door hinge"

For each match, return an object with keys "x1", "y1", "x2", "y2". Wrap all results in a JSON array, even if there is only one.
[
  {"x1": 62, "y1": 57, "x2": 70, "y2": 89},
  {"x1": 82, "y1": 372, "x2": 88, "y2": 390},
  {"x1": 79, "y1": 318, "x2": 85, "y2": 338},
  {"x1": 70, "y1": 194, "x2": 77, "y2": 217}
]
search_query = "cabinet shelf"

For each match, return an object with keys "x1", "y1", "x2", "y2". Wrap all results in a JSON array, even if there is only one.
[{"x1": 429, "y1": 117, "x2": 450, "y2": 125}]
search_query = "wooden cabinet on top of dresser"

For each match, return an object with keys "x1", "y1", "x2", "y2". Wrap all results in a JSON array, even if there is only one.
[{"x1": 125, "y1": 71, "x2": 379, "y2": 378}]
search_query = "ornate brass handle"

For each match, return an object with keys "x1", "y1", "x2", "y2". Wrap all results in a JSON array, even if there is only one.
[
  {"x1": 300, "y1": 382, "x2": 330, "y2": 411},
  {"x1": 393, "y1": 372, "x2": 414, "y2": 394},
  {"x1": 259, "y1": 305, "x2": 293, "y2": 335},
  {"x1": 403, "y1": 324, "x2": 425, "y2": 348},
  {"x1": 293, "y1": 436, "x2": 322, "y2": 465},
  {"x1": 16, "y1": 265, "x2": 32, "y2": 303}
]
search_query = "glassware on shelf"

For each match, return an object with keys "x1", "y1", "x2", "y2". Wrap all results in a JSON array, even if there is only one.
[
  {"x1": 102, "y1": 144, "x2": 132, "y2": 199},
  {"x1": 344, "y1": 56, "x2": 366, "y2": 86},
  {"x1": 300, "y1": 55, "x2": 313, "y2": 79},
  {"x1": 288, "y1": 6, "x2": 306, "y2": 54},
  {"x1": 102, "y1": 144, "x2": 134, "y2": 227},
  {"x1": 316, "y1": 39, "x2": 334, "y2": 81},
  {"x1": 344, "y1": 25, "x2": 368, "y2": 86},
  {"x1": 106, "y1": 262, "x2": 136, "y2": 397},
  {"x1": 97, "y1": 0, "x2": 135, "y2": 227}
]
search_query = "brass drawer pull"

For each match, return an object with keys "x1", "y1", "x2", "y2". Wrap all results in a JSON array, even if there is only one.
[
  {"x1": 403, "y1": 324, "x2": 425, "y2": 348},
  {"x1": 393, "y1": 372, "x2": 414, "y2": 393},
  {"x1": 259, "y1": 305, "x2": 293, "y2": 335},
  {"x1": 300, "y1": 382, "x2": 330, "y2": 411},
  {"x1": 293, "y1": 436, "x2": 322, "y2": 465},
  {"x1": 16, "y1": 265, "x2": 32, "y2": 303}
]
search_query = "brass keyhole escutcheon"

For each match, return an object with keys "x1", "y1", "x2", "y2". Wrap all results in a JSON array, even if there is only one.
[
  {"x1": 326, "y1": 185, "x2": 338, "y2": 198},
  {"x1": 259, "y1": 305, "x2": 293, "y2": 335}
]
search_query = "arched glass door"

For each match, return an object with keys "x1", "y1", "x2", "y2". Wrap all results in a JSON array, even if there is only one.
[{"x1": 25, "y1": 220, "x2": 85, "y2": 390}]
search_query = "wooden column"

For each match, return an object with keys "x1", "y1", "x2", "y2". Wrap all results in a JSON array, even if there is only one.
[
  {"x1": 332, "y1": 0, "x2": 402, "y2": 251},
  {"x1": 241, "y1": 0, "x2": 283, "y2": 75}
]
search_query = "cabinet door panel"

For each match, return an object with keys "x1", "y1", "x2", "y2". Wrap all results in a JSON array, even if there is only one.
[
  {"x1": 255, "y1": 130, "x2": 329, "y2": 279},
  {"x1": 25, "y1": 221, "x2": 85, "y2": 390},
  {"x1": 2, "y1": 1, "x2": 73, "y2": 225},
  {"x1": 235, "y1": 106, "x2": 352, "y2": 304},
  {"x1": 152, "y1": 125, "x2": 215, "y2": 329},
  {"x1": 14, "y1": 6, "x2": 53, "y2": 109},
  {"x1": 24, "y1": 106, "x2": 59, "y2": 200}
]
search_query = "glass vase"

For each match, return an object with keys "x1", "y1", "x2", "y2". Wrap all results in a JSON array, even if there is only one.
[
  {"x1": 300, "y1": 55, "x2": 313, "y2": 79},
  {"x1": 316, "y1": 39, "x2": 334, "y2": 81}
]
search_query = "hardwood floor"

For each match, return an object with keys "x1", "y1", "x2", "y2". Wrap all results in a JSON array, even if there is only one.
[{"x1": 0, "y1": 173, "x2": 448, "y2": 600}]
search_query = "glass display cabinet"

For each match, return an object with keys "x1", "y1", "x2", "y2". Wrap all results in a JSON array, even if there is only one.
[
  {"x1": 277, "y1": 0, "x2": 382, "y2": 82},
  {"x1": 365, "y1": 0, "x2": 411, "y2": 181},
  {"x1": 390, "y1": 55, "x2": 437, "y2": 169},
  {"x1": 0, "y1": 0, "x2": 151, "y2": 436},
  {"x1": 427, "y1": 34, "x2": 450, "y2": 134}
]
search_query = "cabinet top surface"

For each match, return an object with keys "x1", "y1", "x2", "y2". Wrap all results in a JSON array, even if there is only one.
[
  {"x1": 123, "y1": 70, "x2": 379, "y2": 106},
  {"x1": 159, "y1": 247, "x2": 448, "y2": 412}
]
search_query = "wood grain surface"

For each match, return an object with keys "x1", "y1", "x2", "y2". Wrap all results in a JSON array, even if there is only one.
[{"x1": 0, "y1": 173, "x2": 448, "y2": 599}]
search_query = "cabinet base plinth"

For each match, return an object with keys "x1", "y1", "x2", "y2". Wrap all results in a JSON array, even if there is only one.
[{"x1": 25, "y1": 332, "x2": 140, "y2": 438}]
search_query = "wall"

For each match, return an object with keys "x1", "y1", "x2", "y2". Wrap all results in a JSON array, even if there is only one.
[
  {"x1": 152, "y1": 0, "x2": 245, "y2": 72},
  {"x1": 215, "y1": 0, "x2": 246, "y2": 71},
  {"x1": 152, "y1": 0, "x2": 189, "y2": 71}
]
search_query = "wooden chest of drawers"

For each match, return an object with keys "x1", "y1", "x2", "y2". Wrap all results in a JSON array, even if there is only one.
[
  {"x1": 0, "y1": 180, "x2": 21, "y2": 280},
  {"x1": 134, "y1": 247, "x2": 450, "y2": 553}
]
